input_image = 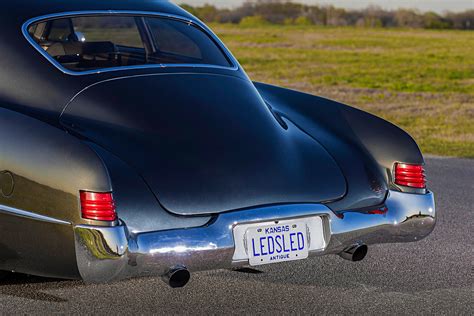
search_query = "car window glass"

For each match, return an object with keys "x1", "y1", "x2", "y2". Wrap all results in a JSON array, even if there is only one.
[
  {"x1": 26, "y1": 15, "x2": 233, "y2": 73},
  {"x1": 72, "y1": 16, "x2": 144, "y2": 48},
  {"x1": 145, "y1": 18, "x2": 232, "y2": 66},
  {"x1": 146, "y1": 18, "x2": 203, "y2": 59},
  {"x1": 47, "y1": 18, "x2": 73, "y2": 41}
]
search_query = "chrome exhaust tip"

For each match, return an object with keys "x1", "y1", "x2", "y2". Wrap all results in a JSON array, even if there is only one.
[
  {"x1": 162, "y1": 265, "x2": 191, "y2": 288},
  {"x1": 339, "y1": 244, "x2": 368, "y2": 262}
]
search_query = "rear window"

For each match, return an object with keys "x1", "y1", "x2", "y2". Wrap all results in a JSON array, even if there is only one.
[{"x1": 27, "y1": 15, "x2": 233, "y2": 73}]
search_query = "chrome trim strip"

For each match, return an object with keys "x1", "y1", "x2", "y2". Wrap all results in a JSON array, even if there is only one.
[
  {"x1": 74, "y1": 190, "x2": 436, "y2": 283},
  {"x1": 21, "y1": 10, "x2": 240, "y2": 76},
  {"x1": 0, "y1": 204, "x2": 71, "y2": 225}
]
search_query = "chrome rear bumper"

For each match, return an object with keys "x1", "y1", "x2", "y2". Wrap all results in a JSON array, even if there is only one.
[{"x1": 74, "y1": 190, "x2": 435, "y2": 283}]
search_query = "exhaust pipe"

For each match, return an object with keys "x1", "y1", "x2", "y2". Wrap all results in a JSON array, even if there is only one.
[
  {"x1": 339, "y1": 244, "x2": 368, "y2": 262},
  {"x1": 162, "y1": 265, "x2": 191, "y2": 288}
]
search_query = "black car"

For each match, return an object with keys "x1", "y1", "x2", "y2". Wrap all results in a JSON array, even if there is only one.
[{"x1": 0, "y1": 0, "x2": 435, "y2": 287}]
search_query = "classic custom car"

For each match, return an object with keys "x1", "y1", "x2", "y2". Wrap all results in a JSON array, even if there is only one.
[{"x1": 0, "y1": 0, "x2": 435, "y2": 287}]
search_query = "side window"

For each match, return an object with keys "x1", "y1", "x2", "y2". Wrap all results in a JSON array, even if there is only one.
[
  {"x1": 145, "y1": 17, "x2": 231, "y2": 66},
  {"x1": 26, "y1": 14, "x2": 233, "y2": 72},
  {"x1": 146, "y1": 18, "x2": 202, "y2": 59},
  {"x1": 33, "y1": 22, "x2": 47, "y2": 40},
  {"x1": 72, "y1": 16, "x2": 144, "y2": 49}
]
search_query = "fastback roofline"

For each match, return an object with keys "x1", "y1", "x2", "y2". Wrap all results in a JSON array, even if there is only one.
[{"x1": 22, "y1": 10, "x2": 240, "y2": 76}]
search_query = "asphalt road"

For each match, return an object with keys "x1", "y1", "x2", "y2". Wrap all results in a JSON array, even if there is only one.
[{"x1": 0, "y1": 157, "x2": 472, "y2": 314}]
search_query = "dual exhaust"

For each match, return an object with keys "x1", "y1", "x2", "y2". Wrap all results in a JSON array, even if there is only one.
[{"x1": 162, "y1": 245, "x2": 368, "y2": 288}]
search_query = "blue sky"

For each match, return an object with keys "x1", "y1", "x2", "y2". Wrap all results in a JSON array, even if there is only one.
[{"x1": 174, "y1": 0, "x2": 474, "y2": 13}]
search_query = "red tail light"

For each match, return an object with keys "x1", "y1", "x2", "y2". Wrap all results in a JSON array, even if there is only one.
[
  {"x1": 80, "y1": 191, "x2": 117, "y2": 221},
  {"x1": 394, "y1": 163, "x2": 426, "y2": 189}
]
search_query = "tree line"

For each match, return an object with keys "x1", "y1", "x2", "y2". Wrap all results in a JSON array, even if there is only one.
[{"x1": 180, "y1": 0, "x2": 473, "y2": 29}]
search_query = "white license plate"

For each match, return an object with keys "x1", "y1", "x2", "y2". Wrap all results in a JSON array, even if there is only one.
[{"x1": 246, "y1": 221, "x2": 309, "y2": 266}]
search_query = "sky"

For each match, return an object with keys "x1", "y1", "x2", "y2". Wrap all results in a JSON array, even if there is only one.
[{"x1": 174, "y1": 0, "x2": 474, "y2": 13}]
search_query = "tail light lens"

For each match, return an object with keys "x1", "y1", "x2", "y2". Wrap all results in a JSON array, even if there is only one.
[
  {"x1": 80, "y1": 191, "x2": 117, "y2": 221},
  {"x1": 394, "y1": 163, "x2": 426, "y2": 189}
]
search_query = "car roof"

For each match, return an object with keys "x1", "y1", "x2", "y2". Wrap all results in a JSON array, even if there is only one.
[{"x1": 1, "y1": 0, "x2": 194, "y2": 23}]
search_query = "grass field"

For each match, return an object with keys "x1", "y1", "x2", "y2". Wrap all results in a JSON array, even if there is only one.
[{"x1": 211, "y1": 24, "x2": 474, "y2": 158}]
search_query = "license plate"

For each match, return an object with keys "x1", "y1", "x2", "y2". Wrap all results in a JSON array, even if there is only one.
[{"x1": 246, "y1": 221, "x2": 309, "y2": 266}]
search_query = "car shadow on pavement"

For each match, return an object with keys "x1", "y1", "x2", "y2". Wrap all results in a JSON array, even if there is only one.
[{"x1": 0, "y1": 273, "x2": 82, "y2": 302}]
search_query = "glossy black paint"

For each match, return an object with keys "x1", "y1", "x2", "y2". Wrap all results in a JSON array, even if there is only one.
[
  {"x1": 0, "y1": 0, "x2": 424, "y2": 279},
  {"x1": 61, "y1": 74, "x2": 347, "y2": 215},
  {"x1": 254, "y1": 82, "x2": 424, "y2": 211},
  {"x1": 0, "y1": 108, "x2": 111, "y2": 278},
  {"x1": 89, "y1": 144, "x2": 212, "y2": 233}
]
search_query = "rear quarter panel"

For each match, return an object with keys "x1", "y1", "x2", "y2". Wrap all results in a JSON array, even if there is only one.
[
  {"x1": 254, "y1": 82, "x2": 424, "y2": 210},
  {"x1": 0, "y1": 107, "x2": 112, "y2": 278}
]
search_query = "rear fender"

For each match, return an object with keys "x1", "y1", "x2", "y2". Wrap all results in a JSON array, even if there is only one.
[
  {"x1": 0, "y1": 107, "x2": 112, "y2": 278},
  {"x1": 254, "y1": 82, "x2": 422, "y2": 210},
  {"x1": 340, "y1": 106, "x2": 424, "y2": 189},
  {"x1": 0, "y1": 108, "x2": 112, "y2": 223}
]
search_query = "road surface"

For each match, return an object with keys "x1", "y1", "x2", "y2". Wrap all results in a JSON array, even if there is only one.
[{"x1": 0, "y1": 157, "x2": 472, "y2": 314}]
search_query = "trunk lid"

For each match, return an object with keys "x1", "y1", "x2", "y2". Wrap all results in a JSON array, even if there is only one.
[{"x1": 61, "y1": 74, "x2": 346, "y2": 215}]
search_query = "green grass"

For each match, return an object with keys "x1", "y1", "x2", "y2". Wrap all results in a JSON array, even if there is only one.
[{"x1": 211, "y1": 24, "x2": 474, "y2": 158}]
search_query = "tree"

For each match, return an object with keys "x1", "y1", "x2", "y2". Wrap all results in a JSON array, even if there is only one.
[
  {"x1": 239, "y1": 15, "x2": 271, "y2": 27},
  {"x1": 294, "y1": 16, "x2": 313, "y2": 25},
  {"x1": 195, "y1": 4, "x2": 220, "y2": 22},
  {"x1": 395, "y1": 9, "x2": 423, "y2": 28},
  {"x1": 326, "y1": 6, "x2": 349, "y2": 26},
  {"x1": 446, "y1": 10, "x2": 474, "y2": 30},
  {"x1": 423, "y1": 12, "x2": 450, "y2": 29}
]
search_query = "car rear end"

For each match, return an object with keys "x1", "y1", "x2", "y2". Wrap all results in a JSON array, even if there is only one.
[{"x1": 73, "y1": 161, "x2": 435, "y2": 287}]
